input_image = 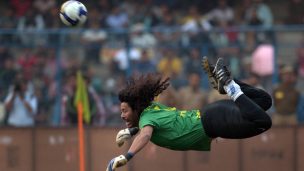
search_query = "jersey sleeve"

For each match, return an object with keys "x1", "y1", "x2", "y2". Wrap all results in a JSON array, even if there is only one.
[{"x1": 139, "y1": 111, "x2": 159, "y2": 129}]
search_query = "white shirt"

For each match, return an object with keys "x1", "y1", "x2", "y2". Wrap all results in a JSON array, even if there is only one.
[
  {"x1": 106, "y1": 13, "x2": 129, "y2": 30},
  {"x1": 82, "y1": 29, "x2": 107, "y2": 42},
  {"x1": 5, "y1": 91, "x2": 38, "y2": 127},
  {"x1": 131, "y1": 33, "x2": 157, "y2": 48},
  {"x1": 207, "y1": 7, "x2": 234, "y2": 24},
  {"x1": 114, "y1": 48, "x2": 141, "y2": 70}
]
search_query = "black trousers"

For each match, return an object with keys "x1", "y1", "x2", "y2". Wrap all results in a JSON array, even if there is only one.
[{"x1": 201, "y1": 80, "x2": 272, "y2": 139}]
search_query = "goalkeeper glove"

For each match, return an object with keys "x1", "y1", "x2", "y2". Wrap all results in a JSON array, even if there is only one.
[
  {"x1": 106, "y1": 153, "x2": 134, "y2": 171},
  {"x1": 116, "y1": 127, "x2": 139, "y2": 147}
]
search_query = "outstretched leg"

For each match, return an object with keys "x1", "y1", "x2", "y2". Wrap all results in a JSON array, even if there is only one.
[
  {"x1": 201, "y1": 56, "x2": 272, "y2": 111},
  {"x1": 234, "y1": 79, "x2": 272, "y2": 111},
  {"x1": 201, "y1": 57, "x2": 272, "y2": 139}
]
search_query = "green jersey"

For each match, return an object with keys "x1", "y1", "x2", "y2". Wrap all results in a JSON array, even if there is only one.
[{"x1": 139, "y1": 102, "x2": 211, "y2": 151}]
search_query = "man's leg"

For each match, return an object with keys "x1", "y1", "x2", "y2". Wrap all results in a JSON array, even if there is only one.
[
  {"x1": 202, "y1": 99, "x2": 271, "y2": 139},
  {"x1": 234, "y1": 79, "x2": 272, "y2": 111},
  {"x1": 214, "y1": 58, "x2": 272, "y2": 126},
  {"x1": 201, "y1": 57, "x2": 272, "y2": 139},
  {"x1": 201, "y1": 57, "x2": 272, "y2": 111}
]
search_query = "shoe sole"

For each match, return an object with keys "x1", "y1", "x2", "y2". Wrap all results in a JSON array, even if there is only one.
[
  {"x1": 201, "y1": 56, "x2": 218, "y2": 89},
  {"x1": 214, "y1": 57, "x2": 229, "y2": 94},
  {"x1": 214, "y1": 58, "x2": 224, "y2": 75}
]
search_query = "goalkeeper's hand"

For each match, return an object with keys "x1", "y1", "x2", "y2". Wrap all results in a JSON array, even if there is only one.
[
  {"x1": 106, "y1": 153, "x2": 133, "y2": 171},
  {"x1": 116, "y1": 127, "x2": 139, "y2": 147}
]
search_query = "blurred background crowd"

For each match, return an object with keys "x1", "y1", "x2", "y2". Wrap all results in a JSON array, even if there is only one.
[{"x1": 0, "y1": 0, "x2": 304, "y2": 127}]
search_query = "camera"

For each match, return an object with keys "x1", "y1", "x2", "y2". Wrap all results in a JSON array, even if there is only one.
[{"x1": 14, "y1": 81, "x2": 22, "y2": 92}]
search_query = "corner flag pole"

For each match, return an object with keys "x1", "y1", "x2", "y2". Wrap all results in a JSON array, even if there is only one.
[
  {"x1": 75, "y1": 70, "x2": 90, "y2": 171},
  {"x1": 77, "y1": 102, "x2": 86, "y2": 171}
]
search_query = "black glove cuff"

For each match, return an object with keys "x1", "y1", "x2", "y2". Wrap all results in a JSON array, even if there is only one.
[
  {"x1": 128, "y1": 127, "x2": 139, "y2": 136},
  {"x1": 125, "y1": 152, "x2": 134, "y2": 161}
]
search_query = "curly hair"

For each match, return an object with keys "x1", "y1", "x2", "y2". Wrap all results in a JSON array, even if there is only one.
[{"x1": 118, "y1": 73, "x2": 170, "y2": 117}]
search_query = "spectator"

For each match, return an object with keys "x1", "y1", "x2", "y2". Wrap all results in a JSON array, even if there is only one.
[
  {"x1": 244, "y1": 0, "x2": 274, "y2": 48},
  {"x1": 242, "y1": 72, "x2": 265, "y2": 90},
  {"x1": 251, "y1": 41, "x2": 274, "y2": 92},
  {"x1": 157, "y1": 48, "x2": 182, "y2": 77},
  {"x1": 16, "y1": 9, "x2": 44, "y2": 30},
  {"x1": 130, "y1": 23, "x2": 157, "y2": 49},
  {"x1": 10, "y1": 0, "x2": 32, "y2": 18},
  {"x1": 181, "y1": 5, "x2": 213, "y2": 48},
  {"x1": 0, "y1": 57, "x2": 18, "y2": 100},
  {"x1": 285, "y1": 0, "x2": 304, "y2": 25},
  {"x1": 132, "y1": 49, "x2": 156, "y2": 74},
  {"x1": 141, "y1": 6, "x2": 160, "y2": 28},
  {"x1": 272, "y1": 65, "x2": 300, "y2": 125},
  {"x1": 60, "y1": 70, "x2": 103, "y2": 126},
  {"x1": 156, "y1": 85, "x2": 180, "y2": 108},
  {"x1": 120, "y1": 0, "x2": 142, "y2": 25},
  {"x1": 206, "y1": 0, "x2": 234, "y2": 27},
  {"x1": 29, "y1": 49, "x2": 53, "y2": 125},
  {"x1": 245, "y1": 0, "x2": 273, "y2": 28},
  {"x1": 33, "y1": 0, "x2": 56, "y2": 14},
  {"x1": 96, "y1": 0, "x2": 113, "y2": 13},
  {"x1": 297, "y1": 94, "x2": 304, "y2": 124},
  {"x1": 296, "y1": 44, "x2": 304, "y2": 95},
  {"x1": 17, "y1": 9, "x2": 45, "y2": 45},
  {"x1": 207, "y1": 0, "x2": 238, "y2": 49},
  {"x1": 296, "y1": 44, "x2": 304, "y2": 78},
  {"x1": 106, "y1": 6, "x2": 129, "y2": 30},
  {"x1": 0, "y1": 8, "x2": 16, "y2": 42},
  {"x1": 85, "y1": 7, "x2": 105, "y2": 28},
  {"x1": 182, "y1": 5, "x2": 212, "y2": 33},
  {"x1": 81, "y1": 20, "x2": 107, "y2": 63},
  {"x1": 157, "y1": 48, "x2": 184, "y2": 88},
  {"x1": 41, "y1": 6, "x2": 61, "y2": 29},
  {"x1": 234, "y1": 0, "x2": 252, "y2": 25},
  {"x1": 16, "y1": 49, "x2": 39, "y2": 80},
  {"x1": 178, "y1": 72, "x2": 207, "y2": 110},
  {"x1": 4, "y1": 75, "x2": 38, "y2": 127},
  {"x1": 43, "y1": 48, "x2": 57, "y2": 79},
  {"x1": 113, "y1": 47, "x2": 141, "y2": 73},
  {"x1": 184, "y1": 48, "x2": 204, "y2": 75},
  {"x1": 154, "y1": 9, "x2": 180, "y2": 47},
  {"x1": 100, "y1": 74, "x2": 126, "y2": 126},
  {"x1": 207, "y1": 89, "x2": 229, "y2": 104},
  {"x1": 217, "y1": 48, "x2": 242, "y2": 78},
  {"x1": 0, "y1": 47, "x2": 12, "y2": 69},
  {"x1": 247, "y1": 7, "x2": 263, "y2": 26}
]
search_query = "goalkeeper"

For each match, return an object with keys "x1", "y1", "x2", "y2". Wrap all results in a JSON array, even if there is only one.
[{"x1": 106, "y1": 57, "x2": 272, "y2": 171}]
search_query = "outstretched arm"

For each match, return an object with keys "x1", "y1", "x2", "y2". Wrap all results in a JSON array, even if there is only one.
[
  {"x1": 128, "y1": 125, "x2": 153, "y2": 155},
  {"x1": 106, "y1": 126, "x2": 153, "y2": 171}
]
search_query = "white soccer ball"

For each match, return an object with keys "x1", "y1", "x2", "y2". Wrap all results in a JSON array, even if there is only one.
[{"x1": 60, "y1": 0, "x2": 87, "y2": 27}]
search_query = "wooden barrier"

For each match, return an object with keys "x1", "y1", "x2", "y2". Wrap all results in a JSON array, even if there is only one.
[
  {"x1": 89, "y1": 128, "x2": 128, "y2": 171},
  {"x1": 298, "y1": 127, "x2": 304, "y2": 171},
  {"x1": 241, "y1": 127, "x2": 296, "y2": 171},
  {"x1": 34, "y1": 128, "x2": 80, "y2": 171},
  {"x1": 131, "y1": 142, "x2": 184, "y2": 171},
  {"x1": 0, "y1": 126, "x2": 303, "y2": 171},
  {"x1": 0, "y1": 128, "x2": 33, "y2": 171},
  {"x1": 186, "y1": 139, "x2": 239, "y2": 171}
]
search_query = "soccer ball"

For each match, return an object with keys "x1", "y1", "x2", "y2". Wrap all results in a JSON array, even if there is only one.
[{"x1": 60, "y1": 0, "x2": 87, "y2": 27}]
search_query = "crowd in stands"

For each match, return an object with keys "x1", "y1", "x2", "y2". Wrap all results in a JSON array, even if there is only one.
[{"x1": 0, "y1": 0, "x2": 304, "y2": 127}]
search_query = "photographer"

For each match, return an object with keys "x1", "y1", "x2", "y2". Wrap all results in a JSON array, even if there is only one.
[{"x1": 4, "y1": 78, "x2": 37, "y2": 127}]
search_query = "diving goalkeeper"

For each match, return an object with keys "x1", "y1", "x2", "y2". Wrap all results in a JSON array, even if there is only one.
[{"x1": 106, "y1": 57, "x2": 272, "y2": 171}]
